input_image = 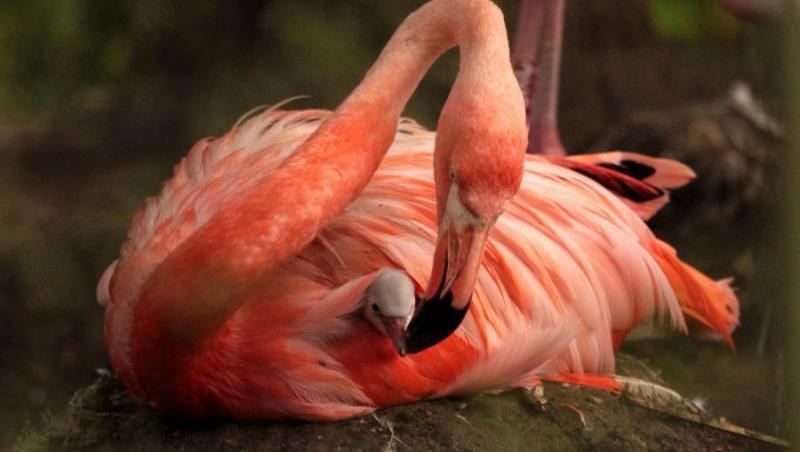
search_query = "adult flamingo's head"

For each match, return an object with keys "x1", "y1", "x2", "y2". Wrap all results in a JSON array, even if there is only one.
[{"x1": 405, "y1": 1, "x2": 528, "y2": 354}]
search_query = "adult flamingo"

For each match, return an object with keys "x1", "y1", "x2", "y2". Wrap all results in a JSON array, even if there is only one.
[{"x1": 99, "y1": 0, "x2": 738, "y2": 420}]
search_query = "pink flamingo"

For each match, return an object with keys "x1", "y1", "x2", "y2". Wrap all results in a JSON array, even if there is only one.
[{"x1": 98, "y1": 0, "x2": 738, "y2": 420}]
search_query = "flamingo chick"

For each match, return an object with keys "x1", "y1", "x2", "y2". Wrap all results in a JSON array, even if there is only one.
[{"x1": 363, "y1": 269, "x2": 417, "y2": 356}]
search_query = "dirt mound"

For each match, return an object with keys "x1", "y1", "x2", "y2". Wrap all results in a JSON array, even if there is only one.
[{"x1": 15, "y1": 354, "x2": 785, "y2": 452}]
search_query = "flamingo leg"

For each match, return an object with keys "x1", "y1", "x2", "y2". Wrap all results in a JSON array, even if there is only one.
[{"x1": 512, "y1": 0, "x2": 566, "y2": 156}]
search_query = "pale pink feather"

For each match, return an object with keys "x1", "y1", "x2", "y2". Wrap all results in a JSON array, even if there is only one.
[{"x1": 101, "y1": 107, "x2": 738, "y2": 420}]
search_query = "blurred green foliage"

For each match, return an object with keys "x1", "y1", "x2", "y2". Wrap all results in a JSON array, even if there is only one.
[
  {"x1": 0, "y1": 0, "x2": 755, "y2": 120},
  {"x1": 0, "y1": 0, "x2": 449, "y2": 122},
  {"x1": 0, "y1": 0, "x2": 132, "y2": 114},
  {"x1": 648, "y1": 0, "x2": 740, "y2": 41}
]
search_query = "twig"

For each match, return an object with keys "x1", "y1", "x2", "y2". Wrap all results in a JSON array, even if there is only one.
[
  {"x1": 558, "y1": 403, "x2": 589, "y2": 429},
  {"x1": 619, "y1": 377, "x2": 790, "y2": 449},
  {"x1": 370, "y1": 411, "x2": 410, "y2": 451}
]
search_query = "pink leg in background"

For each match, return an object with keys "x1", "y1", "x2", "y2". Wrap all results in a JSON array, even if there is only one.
[{"x1": 512, "y1": 0, "x2": 566, "y2": 156}]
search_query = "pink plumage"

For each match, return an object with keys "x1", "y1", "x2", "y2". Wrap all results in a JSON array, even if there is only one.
[
  {"x1": 99, "y1": 106, "x2": 738, "y2": 420},
  {"x1": 98, "y1": 0, "x2": 738, "y2": 421}
]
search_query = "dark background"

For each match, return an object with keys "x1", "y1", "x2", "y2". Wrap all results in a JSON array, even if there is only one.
[{"x1": 0, "y1": 0, "x2": 792, "y2": 448}]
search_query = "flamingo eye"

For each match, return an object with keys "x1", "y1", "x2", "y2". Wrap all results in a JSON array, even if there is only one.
[
  {"x1": 372, "y1": 303, "x2": 380, "y2": 312},
  {"x1": 449, "y1": 168, "x2": 456, "y2": 181}
]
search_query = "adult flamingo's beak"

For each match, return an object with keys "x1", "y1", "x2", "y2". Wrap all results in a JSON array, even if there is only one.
[{"x1": 405, "y1": 219, "x2": 490, "y2": 354}]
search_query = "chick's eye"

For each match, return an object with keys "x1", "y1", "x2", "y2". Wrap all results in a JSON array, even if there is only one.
[
  {"x1": 371, "y1": 303, "x2": 380, "y2": 312},
  {"x1": 449, "y1": 168, "x2": 456, "y2": 181}
]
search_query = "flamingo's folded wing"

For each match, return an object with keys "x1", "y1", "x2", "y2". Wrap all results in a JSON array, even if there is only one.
[{"x1": 552, "y1": 152, "x2": 696, "y2": 220}]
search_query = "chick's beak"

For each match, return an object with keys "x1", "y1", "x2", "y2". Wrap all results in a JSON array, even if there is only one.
[
  {"x1": 381, "y1": 317, "x2": 408, "y2": 356},
  {"x1": 405, "y1": 221, "x2": 490, "y2": 354}
]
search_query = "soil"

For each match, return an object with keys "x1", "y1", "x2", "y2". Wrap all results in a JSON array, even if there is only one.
[{"x1": 15, "y1": 354, "x2": 785, "y2": 452}]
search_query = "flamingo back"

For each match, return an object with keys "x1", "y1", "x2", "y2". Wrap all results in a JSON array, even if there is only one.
[{"x1": 99, "y1": 105, "x2": 739, "y2": 420}]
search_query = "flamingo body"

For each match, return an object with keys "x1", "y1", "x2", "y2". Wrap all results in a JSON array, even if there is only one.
[{"x1": 99, "y1": 107, "x2": 738, "y2": 420}]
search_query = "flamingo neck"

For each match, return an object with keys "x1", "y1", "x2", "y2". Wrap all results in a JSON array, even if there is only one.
[
  {"x1": 343, "y1": 0, "x2": 519, "y2": 227},
  {"x1": 341, "y1": 0, "x2": 512, "y2": 122},
  {"x1": 131, "y1": 0, "x2": 516, "y2": 350}
]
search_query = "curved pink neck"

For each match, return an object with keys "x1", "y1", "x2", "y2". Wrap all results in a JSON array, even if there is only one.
[
  {"x1": 342, "y1": 0, "x2": 512, "y2": 121},
  {"x1": 133, "y1": 0, "x2": 516, "y2": 348}
]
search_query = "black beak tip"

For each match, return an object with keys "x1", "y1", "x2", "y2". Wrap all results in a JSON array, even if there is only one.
[{"x1": 405, "y1": 291, "x2": 469, "y2": 354}]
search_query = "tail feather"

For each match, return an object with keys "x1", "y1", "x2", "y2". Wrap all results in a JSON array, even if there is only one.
[
  {"x1": 567, "y1": 151, "x2": 696, "y2": 189},
  {"x1": 652, "y1": 241, "x2": 739, "y2": 348},
  {"x1": 552, "y1": 152, "x2": 696, "y2": 220}
]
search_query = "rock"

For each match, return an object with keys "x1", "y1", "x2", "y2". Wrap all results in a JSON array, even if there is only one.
[{"x1": 15, "y1": 354, "x2": 784, "y2": 452}]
